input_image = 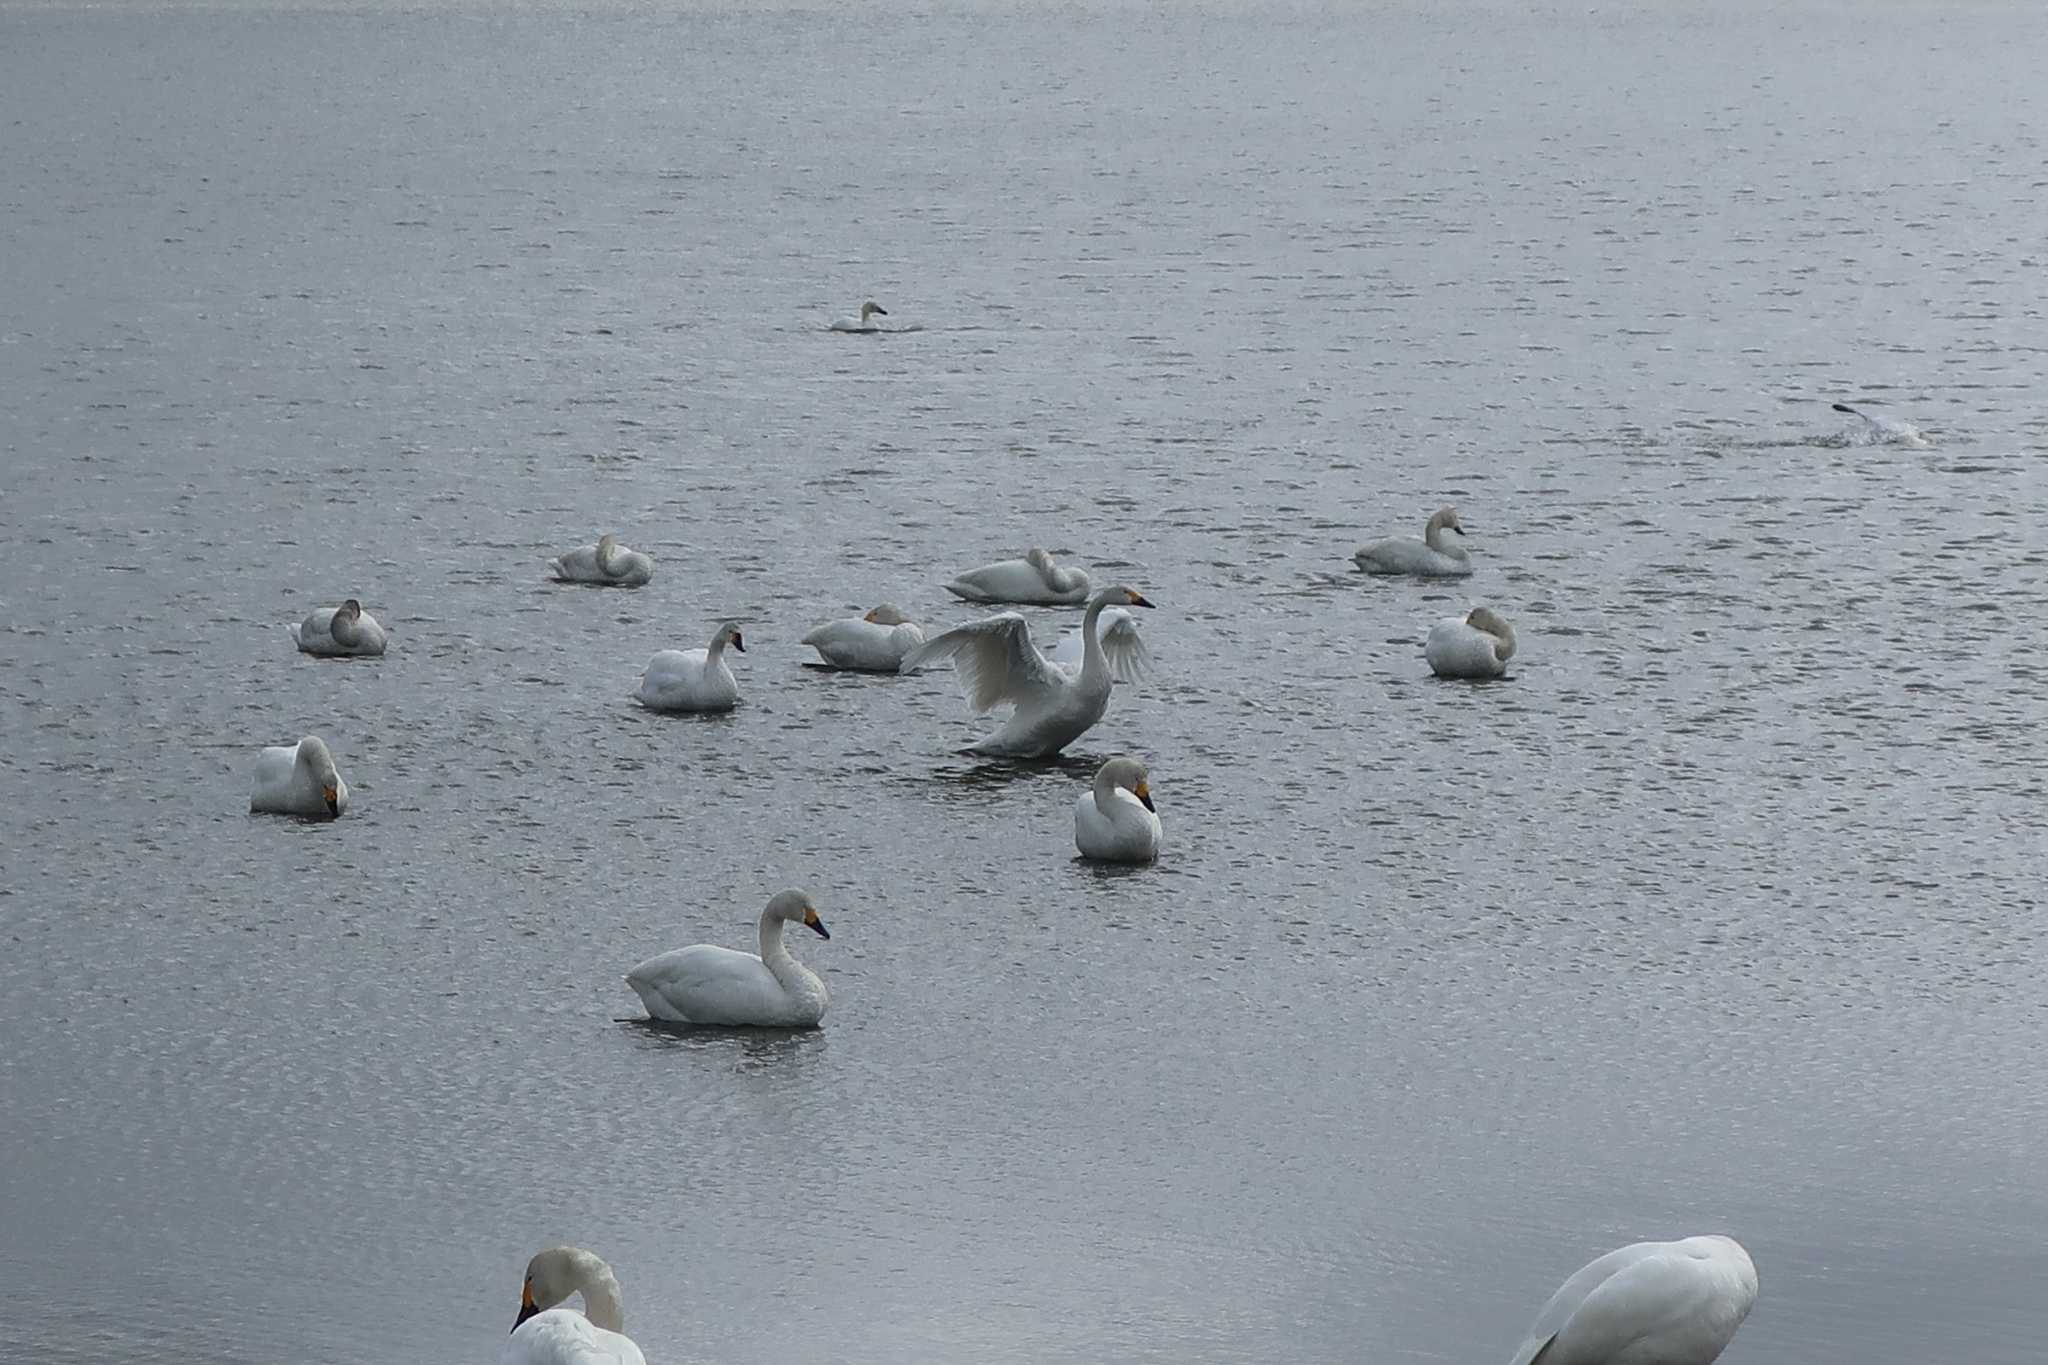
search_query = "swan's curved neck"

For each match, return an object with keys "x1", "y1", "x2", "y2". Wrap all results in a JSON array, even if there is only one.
[
  {"x1": 596, "y1": 539, "x2": 624, "y2": 576},
  {"x1": 1424, "y1": 520, "x2": 1450, "y2": 551},
  {"x1": 706, "y1": 634, "x2": 728, "y2": 663},
  {"x1": 1077, "y1": 597, "x2": 1112, "y2": 681},
  {"x1": 758, "y1": 914, "x2": 798, "y2": 977},
  {"x1": 573, "y1": 1263, "x2": 625, "y2": 1333},
  {"x1": 330, "y1": 607, "x2": 361, "y2": 646},
  {"x1": 1092, "y1": 767, "x2": 1124, "y2": 807}
]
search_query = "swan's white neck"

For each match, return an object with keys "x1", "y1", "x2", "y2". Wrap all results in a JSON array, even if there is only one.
[
  {"x1": 329, "y1": 606, "x2": 361, "y2": 647},
  {"x1": 1077, "y1": 596, "x2": 1113, "y2": 683},
  {"x1": 572, "y1": 1261, "x2": 626, "y2": 1333},
  {"x1": 758, "y1": 913, "x2": 794, "y2": 974},
  {"x1": 706, "y1": 632, "x2": 729, "y2": 663},
  {"x1": 1424, "y1": 520, "x2": 1452, "y2": 552}
]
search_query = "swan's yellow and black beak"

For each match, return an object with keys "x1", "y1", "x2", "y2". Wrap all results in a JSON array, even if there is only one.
[
  {"x1": 322, "y1": 785, "x2": 340, "y2": 817},
  {"x1": 863, "y1": 608, "x2": 882, "y2": 623},
  {"x1": 804, "y1": 906, "x2": 831, "y2": 940},
  {"x1": 512, "y1": 1281, "x2": 540, "y2": 1332},
  {"x1": 731, "y1": 631, "x2": 746, "y2": 653},
  {"x1": 1126, "y1": 591, "x2": 1155, "y2": 609},
  {"x1": 1135, "y1": 780, "x2": 1156, "y2": 813}
]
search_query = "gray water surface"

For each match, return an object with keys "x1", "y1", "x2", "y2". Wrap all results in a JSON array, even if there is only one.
[{"x1": 4, "y1": 2, "x2": 2046, "y2": 1362}]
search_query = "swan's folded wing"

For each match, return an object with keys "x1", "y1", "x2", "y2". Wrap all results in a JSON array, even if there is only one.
[
  {"x1": 1524, "y1": 1247, "x2": 1725, "y2": 1365},
  {"x1": 901, "y1": 613, "x2": 1063, "y2": 711},
  {"x1": 1100, "y1": 614, "x2": 1152, "y2": 684}
]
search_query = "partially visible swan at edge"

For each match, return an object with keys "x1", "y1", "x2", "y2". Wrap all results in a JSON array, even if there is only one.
[
  {"x1": 1508, "y1": 1234, "x2": 1758, "y2": 1365},
  {"x1": 801, "y1": 604, "x2": 925, "y2": 671},
  {"x1": 829, "y1": 301, "x2": 889, "y2": 332},
  {"x1": 1354, "y1": 505, "x2": 1473, "y2": 577},
  {"x1": 1833, "y1": 401, "x2": 1929, "y2": 448},
  {"x1": 626, "y1": 889, "x2": 832, "y2": 1027},
  {"x1": 1049, "y1": 605, "x2": 1151, "y2": 681},
  {"x1": 901, "y1": 585, "x2": 1154, "y2": 758},
  {"x1": 1075, "y1": 756, "x2": 1161, "y2": 862},
  {"x1": 547, "y1": 533, "x2": 655, "y2": 586},
  {"x1": 504, "y1": 1246, "x2": 647, "y2": 1365},
  {"x1": 288, "y1": 598, "x2": 387, "y2": 657},
  {"x1": 1426, "y1": 606, "x2": 1517, "y2": 679},
  {"x1": 945, "y1": 548, "x2": 1093, "y2": 605},
  {"x1": 249, "y1": 735, "x2": 348, "y2": 818},
  {"x1": 637, "y1": 622, "x2": 745, "y2": 712}
]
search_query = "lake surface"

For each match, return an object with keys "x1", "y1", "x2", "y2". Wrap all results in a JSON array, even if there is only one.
[{"x1": 4, "y1": 1, "x2": 2046, "y2": 1361}]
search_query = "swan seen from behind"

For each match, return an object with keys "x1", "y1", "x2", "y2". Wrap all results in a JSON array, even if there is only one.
[
  {"x1": 829, "y1": 301, "x2": 889, "y2": 332},
  {"x1": 249, "y1": 735, "x2": 348, "y2": 818},
  {"x1": 1075, "y1": 756, "x2": 1161, "y2": 862},
  {"x1": 801, "y1": 604, "x2": 926, "y2": 671},
  {"x1": 288, "y1": 598, "x2": 387, "y2": 657},
  {"x1": 503, "y1": 1246, "x2": 647, "y2": 1365},
  {"x1": 1354, "y1": 506, "x2": 1473, "y2": 577},
  {"x1": 637, "y1": 621, "x2": 745, "y2": 712},
  {"x1": 945, "y1": 548, "x2": 1093, "y2": 605},
  {"x1": 1507, "y1": 1234, "x2": 1757, "y2": 1365},
  {"x1": 626, "y1": 889, "x2": 832, "y2": 1027},
  {"x1": 548, "y1": 533, "x2": 655, "y2": 587},
  {"x1": 1426, "y1": 606, "x2": 1517, "y2": 679}
]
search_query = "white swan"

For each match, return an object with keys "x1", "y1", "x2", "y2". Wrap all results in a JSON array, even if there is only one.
[
  {"x1": 1833, "y1": 401, "x2": 1929, "y2": 448},
  {"x1": 249, "y1": 735, "x2": 348, "y2": 818},
  {"x1": 901, "y1": 585, "x2": 1154, "y2": 758},
  {"x1": 829, "y1": 300, "x2": 889, "y2": 332},
  {"x1": 637, "y1": 621, "x2": 744, "y2": 712},
  {"x1": 504, "y1": 1246, "x2": 647, "y2": 1365},
  {"x1": 1426, "y1": 606, "x2": 1517, "y2": 679},
  {"x1": 945, "y1": 548, "x2": 1093, "y2": 605},
  {"x1": 1049, "y1": 605, "x2": 1151, "y2": 681},
  {"x1": 1509, "y1": 1235, "x2": 1758, "y2": 1365},
  {"x1": 1075, "y1": 756, "x2": 1161, "y2": 862},
  {"x1": 801, "y1": 604, "x2": 925, "y2": 671},
  {"x1": 288, "y1": 598, "x2": 387, "y2": 657},
  {"x1": 626, "y1": 889, "x2": 831, "y2": 1027},
  {"x1": 547, "y1": 533, "x2": 655, "y2": 587},
  {"x1": 1354, "y1": 505, "x2": 1473, "y2": 577}
]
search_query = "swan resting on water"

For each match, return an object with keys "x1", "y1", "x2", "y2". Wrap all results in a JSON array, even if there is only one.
[
  {"x1": 288, "y1": 598, "x2": 387, "y2": 657},
  {"x1": 829, "y1": 300, "x2": 890, "y2": 332},
  {"x1": 1354, "y1": 506, "x2": 1473, "y2": 577},
  {"x1": 637, "y1": 622, "x2": 745, "y2": 712},
  {"x1": 626, "y1": 889, "x2": 832, "y2": 1027},
  {"x1": 902, "y1": 585, "x2": 1154, "y2": 758},
  {"x1": 1833, "y1": 401, "x2": 1929, "y2": 448},
  {"x1": 504, "y1": 1246, "x2": 646, "y2": 1365},
  {"x1": 1507, "y1": 1234, "x2": 1757, "y2": 1365},
  {"x1": 946, "y1": 548, "x2": 1093, "y2": 605},
  {"x1": 547, "y1": 533, "x2": 655, "y2": 586},
  {"x1": 1049, "y1": 606, "x2": 1152, "y2": 681},
  {"x1": 801, "y1": 604, "x2": 926, "y2": 671},
  {"x1": 249, "y1": 735, "x2": 348, "y2": 818},
  {"x1": 1426, "y1": 606, "x2": 1516, "y2": 679},
  {"x1": 1075, "y1": 756, "x2": 1161, "y2": 862}
]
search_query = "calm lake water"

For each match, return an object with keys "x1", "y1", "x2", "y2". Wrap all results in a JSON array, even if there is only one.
[{"x1": 3, "y1": 1, "x2": 2046, "y2": 1361}]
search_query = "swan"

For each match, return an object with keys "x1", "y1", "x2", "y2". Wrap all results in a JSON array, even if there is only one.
[
  {"x1": 945, "y1": 548, "x2": 1093, "y2": 605},
  {"x1": 1426, "y1": 606, "x2": 1517, "y2": 679},
  {"x1": 1048, "y1": 605, "x2": 1152, "y2": 681},
  {"x1": 547, "y1": 533, "x2": 655, "y2": 587},
  {"x1": 1833, "y1": 401, "x2": 1929, "y2": 448},
  {"x1": 626, "y1": 889, "x2": 831, "y2": 1027},
  {"x1": 637, "y1": 621, "x2": 745, "y2": 712},
  {"x1": 829, "y1": 300, "x2": 889, "y2": 332},
  {"x1": 801, "y1": 604, "x2": 926, "y2": 671},
  {"x1": 1508, "y1": 1234, "x2": 1758, "y2": 1365},
  {"x1": 287, "y1": 598, "x2": 387, "y2": 657},
  {"x1": 504, "y1": 1246, "x2": 647, "y2": 1365},
  {"x1": 1075, "y1": 756, "x2": 1161, "y2": 862},
  {"x1": 249, "y1": 735, "x2": 348, "y2": 818},
  {"x1": 901, "y1": 585, "x2": 1154, "y2": 758},
  {"x1": 1354, "y1": 505, "x2": 1473, "y2": 577}
]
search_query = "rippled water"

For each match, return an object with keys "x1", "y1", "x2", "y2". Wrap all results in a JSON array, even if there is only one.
[{"x1": 4, "y1": 2, "x2": 2047, "y2": 1362}]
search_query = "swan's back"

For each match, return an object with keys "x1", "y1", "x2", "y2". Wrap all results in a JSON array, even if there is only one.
[
  {"x1": 946, "y1": 557, "x2": 1092, "y2": 604},
  {"x1": 637, "y1": 648, "x2": 736, "y2": 711},
  {"x1": 801, "y1": 618, "x2": 924, "y2": 670},
  {"x1": 503, "y1": 1308, "x2": 647, "y2": 1365},
  {"x1": 1355, "y1": 536, "x2": 1470, "y2": 576},
  {"x1": 626, "y1": 944, "x2": 822, "y2": 1026},
  {"x1": 1425, "y1": 617, "x2": 1508, "y2": 678},
  {"x1": 1510, "y1": 1236, "x2": 1757, "y2": 1365}
]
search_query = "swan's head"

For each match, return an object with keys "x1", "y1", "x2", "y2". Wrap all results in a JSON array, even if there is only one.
[
  {"x1": 860, "y1": 300, "x2": 888, "y2": 322},
  {"x1": 596, "y1": 532, "x2": 619, "y2": 557},
  {"x1": 1428, "y1": 506, "x2": 1466, "y2": 537},
  {"x1": 1096, "y1": 756, "x2": 1155, "y2": 812},
  {"x1": 864, "y1": 603, "x2": 912, "y2": 626},
  {"x1": 1092, "y1": 585, "x2": 1155, "y2": 610},
  {"x1": 1466, "y1": 605, "x2": 1516, "y2": 660},
  {"x1": 336, "y1": 598, "x2": 362, "y2": 622},
  {"x1": 714, "y1": 621, "x2": 746, "y2": 653},
  {"x1": 296, "y1": 735, "x2": 342, "y2": 816},
  {"x1": 1025, "y1": 547, "x2": 1056, "y2": 571},
  {"x1": 515, "y1": 1246, "x2": 612, "y2": 1332},
  {"x1": 769, "y1": 888, "x2": 830, "y2": 940}
]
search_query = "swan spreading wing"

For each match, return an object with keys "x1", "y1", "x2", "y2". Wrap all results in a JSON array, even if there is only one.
[
  {"x1": 905, "y1": 612, "x2": 1067, "y2": 712},
  {"x1": 1052, "y1": 607, "x2": 1151, "y2": 683}
]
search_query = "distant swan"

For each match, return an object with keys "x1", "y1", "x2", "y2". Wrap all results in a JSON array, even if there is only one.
[
  {"x1": 1049, "y1": 605, "x2": 1151, "y2": 681},
  {"x1": 901, "y1": 585, "x2": 1154, "y2": 757},
  {"x1": 1833, "y1": 401, "x2": 1929, "y2": 448},
  {"x1": 829, "y1": 301, "x2": 889, "y2": 332},
  {"x1": 1426, "y1": 606, "x2": 1516, "y2": 679},
  {"x1": 637, "y1": 621, "x2": 744, "y2": 712},
  {"x1": 288, "y1": 598, "x2": 387, "y2": 657},
  {"x1": 1075, "y1": 756, "x2": 1161, "y2": 862},
  {"x1": 1508, "y1": 1234, "x2": 1758, "y2": 1365},
  {"x1": 626, "y1": 889, "x2": 831, "y2": 1027},
  {"x1": 801, "y1": 604, "x2": 925, "y2": 671},
  {"x1": 504, "y1": 1246, "x2": 647, "y2": 1365},
  {"x1": 1354, "y1": 505, "x2": 1473, "y2": 577},
  {"x1": 946, "y1": 548, "x2": 1093, "y2": 605},
  {"x1": 249, "y1": 735, "x2": 348, "y2": 818},
  {"x1": 548, "y1": 533, "x2": 655, "y2": 587}
]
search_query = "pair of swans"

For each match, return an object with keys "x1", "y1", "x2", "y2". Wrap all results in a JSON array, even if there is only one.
[
  {"x1": 1427, "y1": 606, "x2": 1517, "y2": 679},
  {"x1": 288, "y1": 598, "x2": 387, "y2": 657},
  {"x1": 549, "y1": 533, "x2": 655, "y2": 587},
  {"x1": 637, "y1": 623, "x2": 745, "y2": 712},
  {"x1": 1510, "y1": 1234, "x2": 1757, "y2": 1365},
  {"x1": 1355, "y1": 505, "x2": 1473, "y2": 577},
  {"x1": 1075, "y1": 756, "x2": 1161, "y2": 862},
  {"x1": 626, "y1": 890, "x2": 830, "y2": 1027},
  {"x1": 249, "y1": 735, "x2": 347, "y2": 817},
  {"x1": 504, "y1": 1247, "x2": 644, "y2": 1365},
  {"x1": 946, "y1": 547, "x2": 1093, "y2": 604},
  {"x1": 829, "y1": 300, "x2": 889, "y2": 332}
]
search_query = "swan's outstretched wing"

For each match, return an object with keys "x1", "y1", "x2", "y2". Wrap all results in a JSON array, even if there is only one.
[
  {"x1": 1098, "y1": 610, "x2": 1152, "y2": 683},
  {"x1": 902, "y1": 613, "x2": 1065, "y2": 712}
]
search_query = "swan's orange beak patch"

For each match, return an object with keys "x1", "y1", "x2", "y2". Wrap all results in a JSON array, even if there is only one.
[
  {"x1": 512, "y1": 1281, "x2": 539, "y2": 1332},
  {"x1": 803, "y1": 907, "x2": 831, "y2": 940},
  {"x1": 322, "y1": 785, "x2": 339, "y2": 816},
  {"x1": 1126, "y1": 591, "x2": 1155, "y2": 608},
  {"x1": 1135, "y1": 781, "x2": 1155, "y2": 812}
]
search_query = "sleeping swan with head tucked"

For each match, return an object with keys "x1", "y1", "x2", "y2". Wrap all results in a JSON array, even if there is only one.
[
  {"x1": 1507, "y1": 1234, "x2": 1757, "y2": 1365},
  {"x1": 1426, "y1": 606, "x2": 1516, "y2": 679},
  {"x1": 503, "y1": 1246, "x2": 646, "y2": 1365},
  {"x1": 801, "y1": 604, "x2": 925, "y2": 671},
  {"x1": 946, "y1": 548, "x2": 1093, "y2": 605},
  {"x1": 547, "y1": 533, "x2": 654, "y2": 587},
  {"x1": 288, "y1": 598, "x2": 387, "y2": 657},
  {"x1": 1354, "y1": 506, "x2": 1473, "y2": 577}
]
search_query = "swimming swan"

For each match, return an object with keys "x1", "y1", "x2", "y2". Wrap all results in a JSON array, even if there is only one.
[
  {"x1": 637, "y1": 621, "x2": 744, "y2": 712},
  {"x1": 288, "y1": 598, "x2": 387, "y2": 657},
  {"x1": 1075, "y1": 756, "x2": 1161, "y2": 862},
  {"x1": 829, "y1": 301, "x2": 889, "y2": 332},
  {"x1": 504, "y1": 1246, "x2": 647, "y2": 1365},
  {"x1": 1508, "y1": 1234, "x2": 1757, "y2": 1365},
  {"x1": 901, "y1": 585, "x2": 1154, "y2": 758},
  {"x1": 249, "y1": 735, "x2": 348, "y2": 818},
  {"x1": 547, "y1": 533, "x2": 655, "y2": 587},
  {"x1": 626, "y1": 889, "x2": 831, "y2": 1027},
  {"x1": 1354, "y1": 506, "x2": 1473, "y2": 577},
  {"x1": 801, "y1": 604, "x2": 926, "y2": 671},
  {"x1": 946, "y1": 548, "x2": 1093, "y2": 605},
  {"x1": 1833, "y1": 401, "x2": 1929, "y2": 448},
  {"x1": 1049, "y1": 605, "x2": 1152, "y2": 682},
  {"x1": 1426, "y1": 606, "x2": 1516, "y2": 679}
]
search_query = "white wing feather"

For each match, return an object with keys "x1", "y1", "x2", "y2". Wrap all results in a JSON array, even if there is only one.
[{"x1": 901, "y1": 613, "x2": 1065, "y2": 712}]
